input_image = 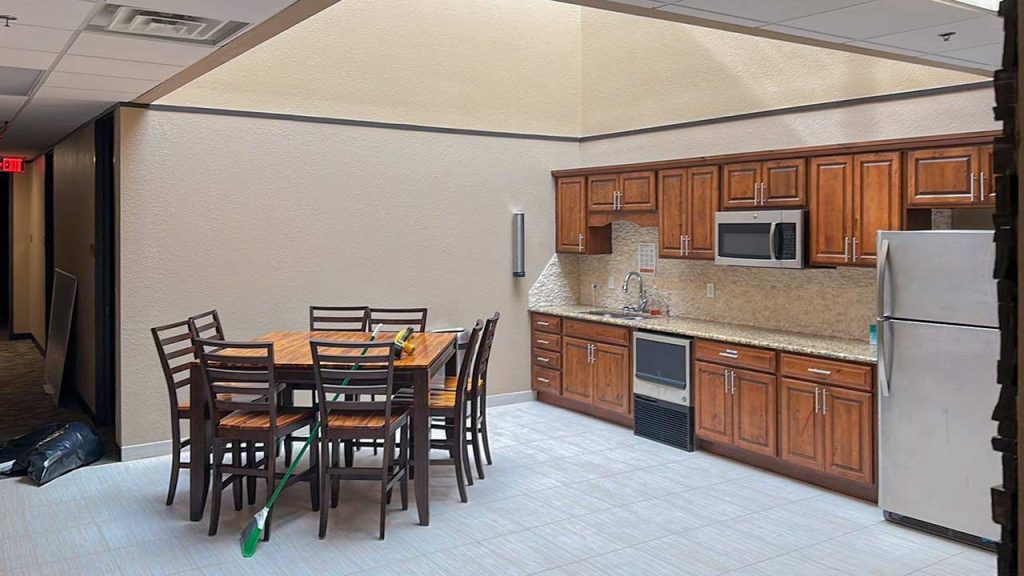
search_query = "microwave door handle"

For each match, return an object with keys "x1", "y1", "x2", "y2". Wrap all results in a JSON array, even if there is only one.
[{"x1": 768, "y1": 222, "x2": 778, "y2": 260}]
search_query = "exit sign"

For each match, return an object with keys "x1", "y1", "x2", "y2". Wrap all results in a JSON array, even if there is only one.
[{"x1": 0, "y1": 157, "x2": 24, "y2": 173}]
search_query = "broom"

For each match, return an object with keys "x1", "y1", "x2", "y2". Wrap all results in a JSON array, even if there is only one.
[{"x1": 241, "y1": 324, "x2": 384, "y2": 557}]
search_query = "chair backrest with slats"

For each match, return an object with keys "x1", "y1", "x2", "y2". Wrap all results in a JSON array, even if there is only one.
[
  {"x1": 151, "y1": 319, "x2": 196, "y2": 412},
  {"x1": 452, "y1": 320, "x2": 484, "y2": 409},
  {"x1": 471, "y1": 312, "x2": 500, "y2": 397},
  {"x1": 309, "y1": 305, "x2": 369, "y2": 332},
  {"x1": 194, "y1": 338, "x2": 281, "y2": 429},
  {"x1": 311, "y1": 340, "x2": 396, "y2": 432},
  {"x1": 188, "y1": 309, "x2": 225, "y2": 341},
  {"x1": 367, "y1": 307, "x2": 427, "y2": 333}
]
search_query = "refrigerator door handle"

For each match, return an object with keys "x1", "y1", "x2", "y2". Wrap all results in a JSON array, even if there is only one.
[
  {"x1": 878, "y1": 318, "x2": 893, "y2": 397},
  {"x1": 877, "y1": 238, "x2": 890, "y2": 318}
]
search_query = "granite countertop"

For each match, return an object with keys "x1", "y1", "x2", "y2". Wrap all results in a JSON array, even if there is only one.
[{"x1": 530, "y1": 305, "x2": 877, "y2": 365}]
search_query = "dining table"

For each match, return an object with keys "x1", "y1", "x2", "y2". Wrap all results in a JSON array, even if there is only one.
[{"x1": 187, "y1": 330, "x2": 458, "y2": 526}]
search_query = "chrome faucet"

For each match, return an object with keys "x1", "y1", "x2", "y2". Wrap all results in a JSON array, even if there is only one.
[{"x1": 622, "y1": 271, "x2": 647, "y2": 313}]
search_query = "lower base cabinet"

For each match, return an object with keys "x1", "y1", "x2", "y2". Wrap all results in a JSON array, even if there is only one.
[
  {"x1": 563, "y1": 337, "x2": 630, "y2": 414},
  {"x1": 695, "y1": 361, "x2": 777, "y2": 457}
]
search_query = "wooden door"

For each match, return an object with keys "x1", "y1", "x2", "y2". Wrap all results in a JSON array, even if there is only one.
[
  {"x1": 779, "y1": 378, "x2": 824, "y2": 471},
  {"x1": 722, "y1": 162, "x2": 760, "y2": 208},
  {"x1": 732, "y1": 368, "x2": 777, "y2": 457},
  {"x1": 822, "y1": 385, "x2": 874, "y2": 485},
  {"x1": 762, "y1": 159, "x2": 806, "y2": 207},
  {"x1": 809, "y1": 156, "x2": 852, "y2": 266},
  {"x1": 852, "y1": 152, "x2": 901, "y2": 266},
  {"x1": 561, "y1": 337, "x2": 593, "y2": 403},
  {"x1": 687, "y1": 165, "x2": 719, "y2": 260},
  {"x1": 555, "y1": 177, "x2": 587, "y2": 254},
  {"x1": 695, "y1": 361, "x2": 732, "y2": 444},
  {"x1": 906, "y1": 147, "x2": 980, "y2": 207},
  {"x1": 980, "y1": 145, "x2": 995, "y2": 205},
  {"x1": 591, "y1": 342, "x2": 630, "y2": 414},
  {"x1": 619, "y1": 171, "x2": 656, "y2": 211},
  {"x1": 587, "y1": 174, "x2": 619, "y2": 211},
  {"x1": 658, "y1": 169, "x2": 686, "y2": 258}
]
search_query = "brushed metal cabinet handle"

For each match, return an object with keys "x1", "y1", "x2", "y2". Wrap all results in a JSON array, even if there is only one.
[
  {"x1": 852, "y1": 237, "x2": 858, "y2": 262},
  {"x1": 970, "y1": 172, "x2": 976, "y2": 201},
  {"x1": 536, "y1": 357, "x2": 550, "y2": 363},
  {"x1": 814, "y1": 386, "x2": 820, "y2": 414},
  {"x1": 822, "y1": 389, "x2": 828, "y2": 415},
  {"x1": 578, "y1": 233, "x2": 584, "y2": 252},
  {"x1": 536, "y1": 321, "x2": 549, "y2": 327},
  {"x1": 535, "y1": 338, "x2": 550, "y2": 344},
  {"x1": 844, "y1": 236, "x2": 849, "y2": 263},
  {"x1": 980, "y1": 172, "x2": 986, "y2": 201},
  {"x1": 537, "y1": 377, "x2": 550, "y2": 383},
  {"x1": 808, "y1": 367, "x2": 832, "y2": 376},
  {"x1": 719, "y1": 349, "x2": 739, "y2": 359}
]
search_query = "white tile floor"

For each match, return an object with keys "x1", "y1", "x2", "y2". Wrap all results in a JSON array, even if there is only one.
[{"x1": 0, "y1": 401, "x2": 996, "y2": 576}]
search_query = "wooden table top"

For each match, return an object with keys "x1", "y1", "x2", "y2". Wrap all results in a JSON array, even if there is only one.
[{"x1": 250, "y1": 331, "x2": 456, "y2": 369}]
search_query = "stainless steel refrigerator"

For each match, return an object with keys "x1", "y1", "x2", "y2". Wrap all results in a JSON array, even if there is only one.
[{"x1": 877, "y1": 230, "x2": 1000, "y2": 546}]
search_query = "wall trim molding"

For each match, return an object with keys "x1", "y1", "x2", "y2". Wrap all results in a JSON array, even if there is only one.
[
  {"x1": 120, "y1": 438, "x2": 172, "y2": 461},
  {"x1": 121, "y1": 81, "x2": 991, "y2": 144},
  {"x1": 487, "y1": 390, "x2": 537, "y2": 407}
]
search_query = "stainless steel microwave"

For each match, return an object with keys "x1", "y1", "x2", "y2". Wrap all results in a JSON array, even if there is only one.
[{"x1": 714, "y1": 209, "x2": 805, "y2": 268}]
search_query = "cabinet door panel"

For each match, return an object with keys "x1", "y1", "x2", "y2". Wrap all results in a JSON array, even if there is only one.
[
  {"x1": 779, "y1": 378, "x2": 824, "y2": 471},
  {"x1": 732, "y1": 368, "x2": 777, "y2": 457},
  {"x1": 722, "y1": 162, "x2": 760, "y2": 208},
  {"x1": 695, "y1": 361, "x2": 732, "y2": 444},
  {"x1": 592, "y1": 343, "x2": 631, "y2": 414},
  {"x1": 980, "y1": 145, "x2": 995, "y2": 205},
  {"x1": 620, "y1": 171, "x2": 656, "y2": 211},
  {"x1": 562, "y1": 337, "x2": 593, "y2": 403},
  {"x1": 588, "y1": 174, "x2": 619, "y2": 212},
  {"x1": 687, "y1": 165, "x2": 719, "y2": 260},
  {"x1": 809, "y1": 156, "x2": 852, "y2": 266},
  {"x1": 823, "y1": 386, "x2": 874, "y2": 485},
  {"x1": 906, "y1": 147, "x2": 979, "y2": 207},
  {"x1": 852, "y1": 152, "x2": 901, "y2": 266},
  {"x1": 555, "y1": 177, "x2": 586, "y2": 254},
  {"x1": 763, "y1": 158, "x2": 806, "y2": 207},
  {"x1": 658, "y1": 169, "x2": 686, "y2": 258}
]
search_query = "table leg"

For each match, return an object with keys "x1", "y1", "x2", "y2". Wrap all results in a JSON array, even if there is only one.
[
  {"x1": 413, "y1": 370, "x2": 430, "y2": 526},
  {"x1": 189, "y1": 364, "x2": 210, "y2": 522}
]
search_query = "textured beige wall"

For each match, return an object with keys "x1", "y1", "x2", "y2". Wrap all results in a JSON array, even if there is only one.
[
  {"x1": 54, "y1": 125, "x2": 97, "y2": 415},
  {"x1": 116, "y1": 106, "x2": 578, "y2": 448},
  {"x1": 10, "y1": 158, "x2": 47, "y2": 344},
  {"x1": 11, "y1": 170, "x2": 31, "y2": 335},
  {"x1": 578, "y1": 8, "x2": 984, "y2": 135},
  {"x1": 157, "y1": 0, "x2": 583, "y2": 136},
  {"x1": 28, "y1": 158, "x2": 46, "y2": 346}
]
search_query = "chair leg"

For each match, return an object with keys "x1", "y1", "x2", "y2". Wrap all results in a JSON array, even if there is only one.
[
  {"x1": 264, "y1": 441, "x2": 276, "y2": 542},
  {"x1": 400, "y1": 424, "x2": 409, "y2": 511},
  {"x1": 472, "y1": 407, "x2": 485, "y2": 480},
  {"x1": 331, "y1": 441, "x2": 341, "y2": 509},
  {"x1": 344, "y1": 440, "x2": 354, "y2": 468},
  {"x1": 246, "y1": 443, "x2": 257, "y2": 505},
  {"x1": 319, "y1": 438, "x2": 330, "y2": 539},
  {"x1": 379, "y1": 433, "x2": 394, "y2": 540},
  {"x1": 283, "y1": 389, "x2": 294, "y2": 466},
  {"x1": 232, "y1": 443, "x2": 243, "y2": 511},
  {"x1": 208, "y1": 441, "x2": 223, "y2": 536},
  {"x1": 454, "y1": 412, "x2": 468, "y2": 504},
  {"x1": 480, "y1": 398, "x2": 493, "y2": 466},
  {"x1": 309, "y1": 433, "x2": 320, "y2": 512},
  {"x1": 166, "y1": 436, "x2": 181, "y2": 506}
]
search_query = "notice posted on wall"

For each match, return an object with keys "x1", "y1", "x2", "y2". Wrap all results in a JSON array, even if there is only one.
[{"x1": 638, "y1": 243, "x2": 656, "y2": 275}]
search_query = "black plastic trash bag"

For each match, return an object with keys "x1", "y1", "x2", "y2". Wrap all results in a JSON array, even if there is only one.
[
  {"x1": 0, "y1": 423, "x2": 63, "y2": 474},
  {"x1": 5, "y1": 422, "x2": 104, "y2": 485}
]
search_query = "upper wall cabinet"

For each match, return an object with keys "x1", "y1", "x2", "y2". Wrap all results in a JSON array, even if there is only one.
[
  {"x1": 722, "y1": 159, "x2": 806, "y2": 209},
  {"x1": 587, "y1": 171, "x2": 656, "y2": 212},
  {"x1": 906, "y1": 145, "x2": 994, "y2": 208},
  {"x1": 658, "y1": 166, "x2": 719, "y2": 259},
  {"x1": 556, "y1": 177, "x2": 611, "y2": 254}
]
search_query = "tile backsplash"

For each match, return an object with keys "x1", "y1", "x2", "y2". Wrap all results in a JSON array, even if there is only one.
[{"x1": 536, "y1": 222, "x2": 877, "y2": 341}]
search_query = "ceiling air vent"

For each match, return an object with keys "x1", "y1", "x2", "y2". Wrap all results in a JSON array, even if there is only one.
[{"x1": 88, "y1": 5, "x2": 250, "y2": 46}]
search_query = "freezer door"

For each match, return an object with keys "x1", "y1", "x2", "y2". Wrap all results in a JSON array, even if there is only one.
[
  {"x1": 877, "y1": 231, "x2": 997, "y2": 327},
  {"x1": 878, "y1": 319, "x2": 1000, "y2": 542}
]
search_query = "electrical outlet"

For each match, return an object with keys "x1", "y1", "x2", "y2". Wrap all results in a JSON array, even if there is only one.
[
  {"x1": 706, "y1": 283, "x2": 715, "y2": 298},
  {"x1": 591, "y1": 283, "x2": 599, "y2": 291},
  {"x1": 607, "y1": 276, "x2": 616, "y2": 290}
]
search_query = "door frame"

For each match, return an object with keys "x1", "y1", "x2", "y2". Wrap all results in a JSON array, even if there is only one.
[
  {"x1": 93, "y1": 113, "x2": 116, "y2": 426},
  {"x1": 1, "y1": 172, "x2": 10, "y2": 339}
]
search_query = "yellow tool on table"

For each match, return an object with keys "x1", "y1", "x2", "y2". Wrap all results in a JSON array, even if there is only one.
[{"x1": 392, "y1": 327, "x2": 416, "y2": 358}]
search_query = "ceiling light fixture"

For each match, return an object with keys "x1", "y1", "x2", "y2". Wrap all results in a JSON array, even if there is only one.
[{"x1": 0, "y1": 15, "x2": 17, "y2": 27}]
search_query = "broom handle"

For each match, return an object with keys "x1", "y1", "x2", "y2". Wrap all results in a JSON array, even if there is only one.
[{"x1": 264, "y1": 334, "x2": 379, "y2": 510}]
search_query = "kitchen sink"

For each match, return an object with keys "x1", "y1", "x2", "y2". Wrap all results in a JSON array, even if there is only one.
[{"x1": 581, "y1": 310, "x2": 649, "y2": 321}]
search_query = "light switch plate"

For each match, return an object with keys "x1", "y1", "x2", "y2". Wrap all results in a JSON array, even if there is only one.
[
  {"x1": 706, "y1": 283, "x2": 715, "y2": 298},
  {"x1": 607, "y1": 276, "x2": 616, "y2": 290}
]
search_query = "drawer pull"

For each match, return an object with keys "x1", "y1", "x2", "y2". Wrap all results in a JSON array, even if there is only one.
[
  {"x1": 536, "y1": 339, "x2": 550, "y2": 345},
  {"x1": 537, "y1": 377, "x2": 550, "y2": 383},
  {"x1": 536, "y1": 321, "x2": 550, "y2": 327},
  {"x1": 719, "y1": 350, "x2": 739, "y2": 359},
  {"x1": 807, "y1": 368, "x2": 833, "y2": 376},
  {"x1": 536, "y1": 357, "x2": 550, "y2": 363}
]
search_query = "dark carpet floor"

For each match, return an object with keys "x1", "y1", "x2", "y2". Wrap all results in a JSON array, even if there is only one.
[{"x1": 0, "y1": 339, "x2": 114, "y2": 455}]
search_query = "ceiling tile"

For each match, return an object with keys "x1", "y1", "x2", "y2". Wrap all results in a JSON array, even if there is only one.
[
  {"x1": 0, "y1": 46, "x2": 59, "y2": 70},
  {"x1": 779, "y1": 0, "x2": 980, "y2": 41},
  {"x1": 18, "y1": 97, "x2": 113, "y2": 122},
  {"x1": 936, "y1": 42, "x2": 1002, "y2": 66},
  {"x1": 920, "y1": 53, "x2": 991, "y2": 68},
  {"x1": 0, "y1": 23, "x2": 73, "y2": 52},
  {"x1": 0, "y1": 65, "x2": 41, "y2": 96},
  {"x1": 45, "y1": 71, "x2": 158, "y2": 94},
  {"x1": 759, "y1": 24, "x2": 853, "y2": 43},
  {"x1": 657, "y1": 4, "x2": 767, "y2": 27},
  {"x1": 609, "y1": 0, "x2": 670, "y2": 8},
  {"x1": 674, "y1": 0, "x2": 873, "y2": 25},
  {"x1": 0, "y1": 0, "x2": 95, "y2": 30},
  {"x1": 69, "y1": 32, "x2": 216, "y2": 66},
  {"x1": 0, "y1": 95, "x2": 27, "y2": 121},
  {"x1": 845, "y1": 40, "x2": 927, "y2": 57},
  {"x1": 34, "y1": 85, "x2": 137, "y2": 102},
  {"x1": 867, "y1": 15, "x2": 1002, "y2": 53},
  {"x1": 118, "y1": 0, "x2": 295, "y2": 23},
  {"x1": 55, "y1": 54, "x2": 183, "y2": 81}
]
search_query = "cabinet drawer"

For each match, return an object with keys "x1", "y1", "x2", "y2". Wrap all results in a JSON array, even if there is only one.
[
  {"x1": 563, "y1": 319, "x2": 630, "y2": 346},
  {"x1": 533, "y1": 348, "x2": 562, "y2": 370},
  {"x1": 532, "y1": 331, "x2": 562, "y2": 352},
  {"x1": 780, "y1": 353, "x2": 873, "y2": 392},
  {"x1": 531, "y1": 314, "x2": 562, "y2": 334},
  {"x1": 695, "y1": 339, "x2": 776, "y2": 373},
  {"x1": 532, "y1": 365, "x2": 561, "y2": 394}
]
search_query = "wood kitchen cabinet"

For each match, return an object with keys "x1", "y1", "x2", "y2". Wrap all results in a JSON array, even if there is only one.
[
  {"x1": 695, "y1": 361, "x2": 732, "y2": 444},
  {"x1": 809, "y1": 152, "x2": 900, "y2": 267},
  {"x1": 980, "y1": 145, "x2": 995, "y2": 206},
  {"x1": 780, "y1": 378, "x2": 825, "y2": 471},
  {"x1": 694, "y1": 359, "x2": 776, "y2": 457},
  {"x1": 561, "y1": 337, "x2": 594, "y2": 403},
  {"x1": 722, "y1": 159, "x2": 805, "y2": 209},
  {"x1": 658, "y1": 166, "x2": 718, "y2": 259},
  {"x1": 561, "y1": 337, "x2": 630, "y2": 415},
  {"x1": 555, "y1": 177, "x2": 611, "y2": 254},
  {"x1": 822, "y1": 385, "x2": 873, "y2": 484},
  {"x1": 906, "y1": 146, "x2": 994, "y2": 207},
  {"x1": 587, "y1": 171, "x2": 656, "y2": 212}
]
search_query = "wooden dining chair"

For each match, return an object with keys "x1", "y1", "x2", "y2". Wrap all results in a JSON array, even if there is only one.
[
  {"x1": 368, "y1": 307, "x2": 428, "y2": 333},
  {"x1": 311, "y1": 339, "x2": 410, "y2": 540},
  {"x1": 309, "y1": 306, "x2": 369, "y2": 332},
  {"x1": 188, "y1": 309, "x2": 225, "y2": 340},
  {"x1": 151, "y1": 319, "x2": 202, "y2": 507},
  {"x1": 194, "y1": 338, "x2": 318, "y2": 539}
]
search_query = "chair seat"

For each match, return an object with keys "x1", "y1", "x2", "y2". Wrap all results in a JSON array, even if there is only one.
[
  {"x1": 219, "y1": 408, "x2": 313, "y2": 430},
  {"x1": 326, "y1": 408, "x2": 410, "y2": 429},
  {"x1": 177, "y1": 393, "x2": 234, "y2": 416},
  {"x1": 428, "y1": 391, "x2": 457, "y2": 409},
  {"x1": 431, "y1": 376, "x2": 486, "y2": 392}
]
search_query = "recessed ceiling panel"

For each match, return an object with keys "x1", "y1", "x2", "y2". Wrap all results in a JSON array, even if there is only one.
[
  {"x1": 0, "y1": 46, "x2": 60, "y2": 70},
  {"x1": 122, "y1": 0, "x2": 296, "y2": 23},
  {"x1": 676, "y1": 0, "x2": 872, "y2": 24},
  {"x1": 55, "y1": 54, "x2": 183, "y2": 81},
  {"x1": 0, "y1": 0, "x2": 96, "y2": 30},
  {"x1": 868, "y1": 16, "x2": 1002, "y2": 53},
  {"x1": 658, "y1": 4, "x2": 765, "y2": 27},
  {"x1": 35, "y1": 85, "x2": 139, "y2": 102},
  {"x1": 45, "y1": 71, "x2": 159, "y2": 93},
  {"x1": 777, "y1": 0, "x2": 979, "y2": 40},
  {"x1": 936, "y1": 42, "x2": 1002, "y2": 66},
  {"x1": 0, "y1": 65, "x2": 42, "y2": 96},
  {"x1": 0, "y1": 23, "x2": 74, "y2": 52},
  {"x1": 69, "y1": 32, "x2": 216, "y2": 65},
  {"x1": 0, "y1": 95, "x2": 27, "y2": 121}
]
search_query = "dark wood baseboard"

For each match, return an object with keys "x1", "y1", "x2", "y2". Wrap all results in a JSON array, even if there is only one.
[
  {"x1": 537, "y1": 391, "x2": 633, "y2": 428},
  {"x1": 699, "y1": 438, "x2": 877, "y2": 502}
]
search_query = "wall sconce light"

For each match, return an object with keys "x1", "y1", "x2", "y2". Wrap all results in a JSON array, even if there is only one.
[{"x1": 512, "y1": 211, "x2": 525, "y2": 278}]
